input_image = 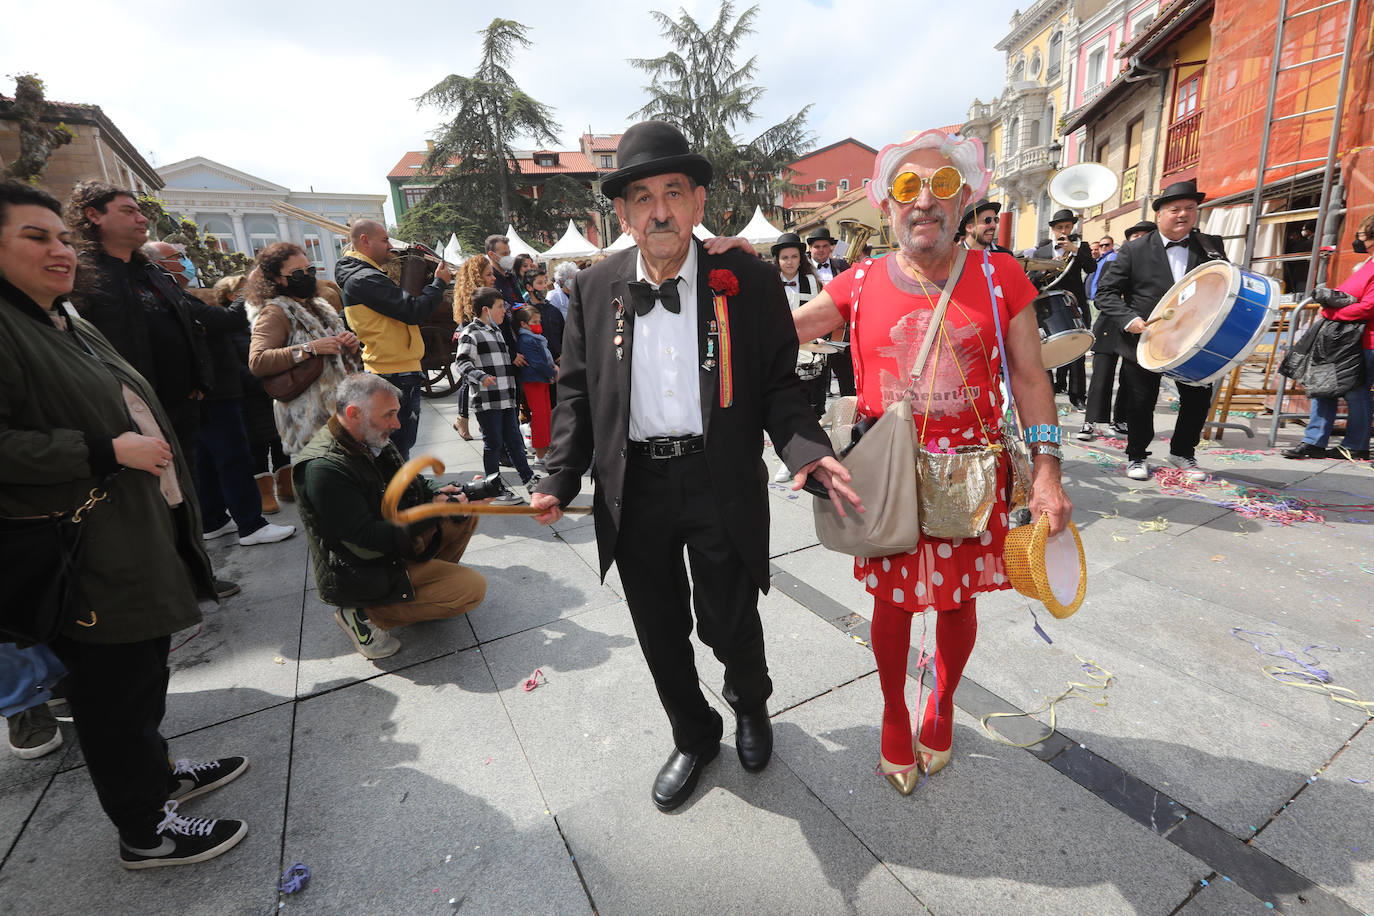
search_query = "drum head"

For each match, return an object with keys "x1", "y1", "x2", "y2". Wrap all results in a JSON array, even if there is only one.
[
  {"x1": 1041, "y1": 331, "x2": 1093, "y2": 370},
  {"x1": 1138, "y1": 262, "x2": 1234, "y2": 371}
]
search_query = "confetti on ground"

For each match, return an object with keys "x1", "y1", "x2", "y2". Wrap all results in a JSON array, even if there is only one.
[
  {"x1": 1154, "y1": 468, "x2": 1326, "y2": 525},
  {"x1": 980, "y1": 655, "x2": 1113, "y2": 748},
  {"x1": 1139, "y1": 517, "x2": 1170, "y2": 533},
  {"x1": 277, "y1": 863, "x2": 310, "y2": 894},
  {"x1": 1111, "y1": 532, "x2": 1129, "y2": 542},
  {"x1": 273, "y1": 656, "x2": 286, "y2": 665},
  {"x1": 521, "y1": 669, "x2": 545, "y2": 692},
  {"x1": 1211, "y1": 555, "x2": 1226, "y2": 562},
  {"x1": 1350, "y1": 778, "x2": 1369, "y2": 785}
]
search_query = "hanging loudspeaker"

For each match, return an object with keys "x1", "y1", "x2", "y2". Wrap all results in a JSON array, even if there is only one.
[{"x1": 1048, "y1": 163, "x2": 1120, "y2": 210}]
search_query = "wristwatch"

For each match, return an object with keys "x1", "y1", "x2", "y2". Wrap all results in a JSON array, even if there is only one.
[{"x1": 1029, "y1": 443, "x2": 1064, "y2": 462}]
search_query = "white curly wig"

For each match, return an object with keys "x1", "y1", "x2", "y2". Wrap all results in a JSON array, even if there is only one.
[{"x1": 866, "y1": 129, "x2": 991, "y2": 209}]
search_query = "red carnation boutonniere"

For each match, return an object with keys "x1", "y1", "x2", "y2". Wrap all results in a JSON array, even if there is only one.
[
  {"x1": 706, "y1": 270, "x2": 737, "y2": 408},
  {"x1": 708, "y1": 269, "x2": 739, "y2": 297}
]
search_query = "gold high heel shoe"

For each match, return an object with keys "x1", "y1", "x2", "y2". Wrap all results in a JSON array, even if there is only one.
[
  {"x1": 915, "y1": 739, "x2": 952, "y2": 777},
  {"x1": 878, "y1": 755, "x2": 921, "y2": 795}
]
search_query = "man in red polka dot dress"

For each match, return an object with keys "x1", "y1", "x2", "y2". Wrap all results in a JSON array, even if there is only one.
[{"x1": 794, "y1": 129, "x2": 1073, "y2": 792}]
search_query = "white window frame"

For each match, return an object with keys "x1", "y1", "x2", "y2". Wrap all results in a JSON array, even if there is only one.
[
  {"x1": 1084, "y1": 39, "x2": 1109, "y2": 91},
  {"x1": 1130, "y1": 2, "x2": 1159, "y2": 38},
  {"x1": 816, "y1": 179, "x2": 827, "y2": 192},
  {"x1": 839, "y1": 179, "x2": 850, "y2": 192}
]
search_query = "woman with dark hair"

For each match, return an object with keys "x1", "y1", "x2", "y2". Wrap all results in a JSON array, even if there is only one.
[
  {"x1": 772, "y1": 233, "x2": 828, "y2": 482},
  {"x1": 246, "y1": 242, "x2": 361, "y2": 457},
  {"x1": 216, "y1": 274, "x2": 287, "y2": 511},
  {"x1": 0, "y1": 179, "x2": 248, "y2": 867}
]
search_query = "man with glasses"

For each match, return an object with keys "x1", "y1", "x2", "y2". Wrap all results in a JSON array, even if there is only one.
[
  {"x1": 960, "y1": 198, "x2": 1013, "y2": 253},
  {"x1": 334, "y1": 219, "x2": 452, "y2": 459},
  {"x1": 793, "y1": 129, "x2": 1070, "y2": 794}
]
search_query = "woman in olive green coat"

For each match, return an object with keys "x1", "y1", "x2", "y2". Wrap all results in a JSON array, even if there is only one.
[{"x1": 0, "y1": 180, "x2": 248, "y2": 869}]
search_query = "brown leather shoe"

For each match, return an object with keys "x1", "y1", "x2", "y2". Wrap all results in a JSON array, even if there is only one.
[
  {"x1": 255, "y1": 473, "x2": 279, "y2": 514},
  {"x1": 454, "y1": 416, "x2": 472, "y2": 440},
  {"x1": 274, "y1": 465, "x2": 294, "y2": 502}
]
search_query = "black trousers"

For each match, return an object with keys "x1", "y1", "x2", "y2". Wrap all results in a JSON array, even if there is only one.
[
  {"x1": 49, "y1": 635, "x2": 176, "y2": 846},
  {"x1": 1119, "y1": 359, "x2": 1214, "y2": 461},
  {"x1": 1084, "y1": 352, "x2": 1130, "y2": 425},
  {"x1": 829, "y1": 349, "x2": 856, "y2": 397},
  {"x1": 614, "y1": 452, "x2": 770, "y2": 755},
  {"x1": 1052, "y1": 355, "x2": 1087, "y2": 402}
]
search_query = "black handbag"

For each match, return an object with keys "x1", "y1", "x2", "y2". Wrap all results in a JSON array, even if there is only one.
[{"x1": 0, "y1": 482, "x2": 110, "y2": 644}]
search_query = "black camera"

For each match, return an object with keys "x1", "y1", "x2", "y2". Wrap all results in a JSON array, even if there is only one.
[{"x1": 446, "y1": 476, "x2": 508, "y2": 503}]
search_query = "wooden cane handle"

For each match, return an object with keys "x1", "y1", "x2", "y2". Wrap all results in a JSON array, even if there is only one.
[
  {"x1": 382, "y1": 455, "x2": 446, "y2": 522},
  {"x1": 382, "y1": 453, "x2": 591, "y2": 526}
]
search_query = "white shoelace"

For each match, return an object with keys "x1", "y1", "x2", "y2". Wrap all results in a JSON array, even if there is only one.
[
  {"x1": 171, "y1": 758, "x2": 219, "y2": 776},
  {"x1": 155, "y1": 800, "x2": 217, "y2": 837}
]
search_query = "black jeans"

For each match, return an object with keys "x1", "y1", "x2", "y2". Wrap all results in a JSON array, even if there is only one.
[
  {"x1": 378, "y1": 371, "x2": 424, "y2": 460},
  {"x1": 614, "y1": 451, "x2": 770, "y2": 755},
  {"x1": 1084, "y1": 352, "x2": 1130, "y2": 425},
  {"x1": 196, "y1": 399, "x2": 266, "y2": 537},
  {"x1": 1119, "y1": 360, "x2": 1214, "y2": 461},
  {"x1": 49, "y1": 635, "x2": 177, "y2": 846},
  {"x1": 475, "y1": 407, "x2": 532, "y2": 483}
]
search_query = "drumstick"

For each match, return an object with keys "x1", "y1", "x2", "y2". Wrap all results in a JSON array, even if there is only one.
[
  {"x1": 1143, "y1": 308, "x2": 1177, "y2": 327},
  {"x1": 381, "y1": 454, "x2": 591, "y2": 527}
]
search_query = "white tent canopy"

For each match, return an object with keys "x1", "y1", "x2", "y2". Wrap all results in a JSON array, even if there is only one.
[
  {"x1": 692, "y1": 223, "x2": 715, "y2": 240},
  {"x1": 541, "y1": 220, "x2": 601, "y2": 259},
  {"x1": 606, "y1": 232, "x2": 635, "y2": 251},
  {"x1": 443, "y1": 233, "x2": 463, "y2": 266},
  {"x1": 738, "y1": 206, "x2": 782, "y2": 246},
  {"x1": 505, "y1": 224, "x2": 542, "y2": 260}
]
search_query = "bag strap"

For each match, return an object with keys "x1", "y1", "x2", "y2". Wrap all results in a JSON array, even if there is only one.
[
  {"x1": 978, "y1": 249, "x2": 1022, "y2": 436},
  {"x1": 908, "y1": 246, "x2": 967, "y2": 384}
]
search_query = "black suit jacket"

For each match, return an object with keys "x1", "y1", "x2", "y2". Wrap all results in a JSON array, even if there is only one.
[
  {"x1": 1031, "y1": 240, "x2": 1097, "y2": 324},
  {"x1": 1093, "y1": 229, "x2": 1228, "y2": 363},
  {"x1": 537, "y1": 241, "x2": 832, "y2": 589}
]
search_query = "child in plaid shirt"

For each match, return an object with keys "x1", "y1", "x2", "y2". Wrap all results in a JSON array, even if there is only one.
[{"x1": 455, "y1": 287, "x2": 537, "y2": 501}]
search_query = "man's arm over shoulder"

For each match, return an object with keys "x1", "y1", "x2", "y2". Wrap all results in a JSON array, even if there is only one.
[
  {"x1": 299, "y1": 458, "x2": 410, "y2": 558},
  {"x1": 343, "y1": 268, "x2": 448, "y2": 326}
]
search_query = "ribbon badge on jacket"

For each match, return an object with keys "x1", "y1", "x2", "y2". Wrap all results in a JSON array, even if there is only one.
[{"x1": 707, "y1": 269, "x2": 738, "y2": 408}]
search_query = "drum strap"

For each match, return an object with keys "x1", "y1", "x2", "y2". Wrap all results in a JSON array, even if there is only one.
[
  {"x1": 1191, "y1": 230, "x2": 1227, "y2": 263},
  {"x1": 978, "y1": 249, "x2": 1022, "y2": 431}
]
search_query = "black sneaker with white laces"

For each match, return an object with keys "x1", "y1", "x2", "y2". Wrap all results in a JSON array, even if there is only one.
[
  {"x1": 169, "y1": 756, "x2": 249, "y2": 803},
  {"x1": 120, "y1": 800, "x2": 246, "y2": 869}
]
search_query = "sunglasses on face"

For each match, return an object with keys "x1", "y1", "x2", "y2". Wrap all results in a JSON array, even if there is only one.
[
  {"x1": 890, "y1": 166, "x2": 964, "y2": 203},
  {"x1": 287, "y1": 267, "x2": 318, "y2": 281},
  {"x1": 977, "y1": 216, "x2": 997, "y2": 225}
]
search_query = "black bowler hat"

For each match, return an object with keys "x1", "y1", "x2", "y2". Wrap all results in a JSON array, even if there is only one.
[
  {"x1": 962, "y1": 198, "x2": 1002, "y2": 230},
  {"x1": 1152, "y1": 180, "x2": 1206, "y2": 211},
  {"x1": 807, "y1": 227, "x2": 839, "y2": 245},
  {"x1": 771, "y1": 231, "x2": 805, "y2": 257},
  {"x1": 600, "y1": 121, "x2": 713, "y2": 200},
  {"x1": 1125, "y1": 220, "x2": 1157, "y2": 238},
  {"x1": 1047, "y1": 208, "x2": 1077, "y2": 226}
]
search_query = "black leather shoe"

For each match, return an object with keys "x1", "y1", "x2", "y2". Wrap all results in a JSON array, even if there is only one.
[
  {"x1": 651, "y1": 743, "x2": 719, "y2": 812},
  {"x1": 1327, "y1": 447, "x2": 1370, "y2": 460},
  {"x1": 1282, "y1": 442, "x2": 1330, "y2": 459},
  {"x1": 735, "y1": 710, "x2": 773, "y2": 772}
]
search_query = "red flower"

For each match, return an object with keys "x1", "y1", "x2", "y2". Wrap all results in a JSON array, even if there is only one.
[{"x1": 708, "y1": 269, "x2": 739, "y2": 297}]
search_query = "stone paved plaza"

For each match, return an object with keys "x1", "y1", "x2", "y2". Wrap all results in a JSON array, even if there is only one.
[{"x1": 2, "y1": 389, "x2": 1371, "y2": 915}]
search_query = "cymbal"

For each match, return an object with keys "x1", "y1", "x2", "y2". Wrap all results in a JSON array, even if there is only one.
[
  {"x1": 800, "y1": 340, "x2": 840, "y2": 354},
  {"x1": 1019, "y1": 257, "x2": 1066, "y2": 272}
]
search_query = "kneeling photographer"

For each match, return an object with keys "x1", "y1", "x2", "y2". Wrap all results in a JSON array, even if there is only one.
[{"x1": 294, "y1": 373, "x2": 489, "y2": 661}]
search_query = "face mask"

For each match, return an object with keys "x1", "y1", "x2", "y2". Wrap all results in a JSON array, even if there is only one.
[
  {"x1": 282, "y1": 273, "x2": 318, "y2": 298},
  {"x1": 178, "y1": 256, "x2": 198, "y2": 286},
  {"x1": 530, "y1": 322, "x2": 543, "y2": 335},
  {"x1": 1354, "y1": 239, "x2": 1368, "y2": 254},
  {"x1": 498, "y1": 255, "x2": 515, "y2": 271}
]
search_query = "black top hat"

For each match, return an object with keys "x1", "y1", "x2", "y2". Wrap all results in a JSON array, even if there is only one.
[
  {"x1": 600, "y1": 121, "x2": 713, "y2": 200},
  {"x1": 1152, "y1": 180, "x2": 1206, "y2": 211},
  {"x1": 1125, "y1": 220, "x2": 1158, "y2": 238},
  {"x1": 1047, "y1": 208, "x2": 1077, "y2": 226},
  {"x1": 807, "y1": 227, "x2": 839, "y2": 245},
  {"x1": 771, "y1": 231, "x2": 805, "y2": 258},
  {"x1": 961, "y1": 198, "x2": 1002, "y2": 229}
]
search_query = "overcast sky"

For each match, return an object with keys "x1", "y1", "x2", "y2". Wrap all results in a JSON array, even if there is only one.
[{"x1": 3, "y1": 0, "x2": 1023, "y2": 223}]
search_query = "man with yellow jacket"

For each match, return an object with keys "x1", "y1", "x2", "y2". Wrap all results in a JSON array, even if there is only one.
[{"x1": 334, "y1": 219, "x2": 452, "y2": 458}]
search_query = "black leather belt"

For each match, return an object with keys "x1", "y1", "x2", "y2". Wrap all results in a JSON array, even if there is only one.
[{"x1": 628, "y1": 435, "x2": 705, "y2": 459}]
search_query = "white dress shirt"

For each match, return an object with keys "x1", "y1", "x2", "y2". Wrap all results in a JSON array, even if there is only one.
[
  {"x1": 779, "y1": 271, "x2": 811, "y2": 311},
  {"x1": 811, "y1": 258, "x2": 835, "y2": 285},
  {"x1": 1159, "y1": 233, "x2": 1191, "y2": 283},
  {"x1": 629, "y1": 243, "x2": 703, "y2": 440}
]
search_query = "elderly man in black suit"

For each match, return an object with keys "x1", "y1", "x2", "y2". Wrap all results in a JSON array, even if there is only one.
[
  {"x1": 531, "y1": 122, "x2": 859, "y2": 812},
  {"x1": 1030, "y1": 208, "x2": 1098, "y2": 410},
  {"x1": 1094, "y1": 181, "x2": 1228, "y2": 481}
]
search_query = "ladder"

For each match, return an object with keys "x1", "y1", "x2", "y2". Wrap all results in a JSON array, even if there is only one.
[{"x1": 1205, "y1": 0, "x2": 1360, "y2": 446}]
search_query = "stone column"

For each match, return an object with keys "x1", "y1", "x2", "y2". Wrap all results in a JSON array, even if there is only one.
[
  {"x1": 230, "y1": 212, "x2": 249, "y2": 255},
  {"x1": 275, "y1": 212, "x2": 293, "y2": 245}
]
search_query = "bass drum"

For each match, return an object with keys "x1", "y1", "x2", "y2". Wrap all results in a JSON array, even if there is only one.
[
  {"x1": 1137, "y1": 262, "x2": 1279, "y2": 385},
  {"x1": 1034, "y1": 290, "x2": 1093, "y2": 370}
]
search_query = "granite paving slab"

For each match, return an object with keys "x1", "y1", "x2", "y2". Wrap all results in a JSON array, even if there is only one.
[
  {"x1": 462, "y1": 534, "x2": 622, "y2": 643},
  {"x1": 770, "y1": 676, "x2": 1207, "y2": 915},
  {"x1": 1174, "y1": 878, "x2": 1283, "y2": 914},
  {"x1": 556, "y1": 754, "x2": 920, "y2": 916},
  {"x1": 282, "y1": 651, "x2": 589, "y2": 915},
  {"x1": 1253, "y1": 726, "x2": 1374, "y2": 914},
  {"x1": 479, "y1": 600, "x2": 726, "y2": 813},
  {"x1": 0, "y1": 774, "x2": 49, "y2": 860},
  {"x1": 0, "y1": 704, "x2": 291, "y2": 916},
  {"x1": 772, "y1": 544, "x2": 872, "y2": 621}
]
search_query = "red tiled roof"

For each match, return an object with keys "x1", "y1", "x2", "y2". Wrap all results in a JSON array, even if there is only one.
[
  {"x1": 582, "y1": 133, "x2": 623, "y2": 152},
  {"x1": 387, "y1": 150, "x2": 455, "y2": 180},
  {"x1": 513, "y1": 151, "x2": 594, "y2": 174}
]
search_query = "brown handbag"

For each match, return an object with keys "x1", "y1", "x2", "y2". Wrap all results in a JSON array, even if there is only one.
[{"x1": 261, "y1": 357, "x2": 324, "y2": 402}]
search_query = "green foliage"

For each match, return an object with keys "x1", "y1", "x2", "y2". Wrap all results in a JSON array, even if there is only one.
[
  {"x1": 527, "y1": 174, "x2": 596, "y2": 245},
  {"x1": 416, "y1": 19, "x2": 561, "y2": 232},
  {"x1": 136, "y1": 195, "x2": 253, "y2": 283},
  {"x1": 3, "y1": 73, "x2": 75, "y2": 183},
  {"x1": 629, "y1": 2, "x2": 812, "y2": 234}
]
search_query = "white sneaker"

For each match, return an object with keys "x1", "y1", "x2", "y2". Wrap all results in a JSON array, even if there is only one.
[
  {"x1": 773, "y1": 463, "x2": 793, "y2": 483},
  {"x1": 491, "y1": 489, "x2": 525, "y2": 506},
  {"x1": 238, "y1": 522, "x2": 295, "y2": 546},
  {"x1": 1167, "y1": 454, "x2": 1207, "y2": 480},
  {"x1": 202, "y1": 520, "x2": 235, "y2": 541},
  {"x1": 1076, "y1": 423, "x2": 1096, "y2": 442},
  {"x1": 1126, "y1": 460, "x2": 1150, "y2": 481},
  {"x1": 333, "y1": 607, "x2": 401, "y2": 660}
]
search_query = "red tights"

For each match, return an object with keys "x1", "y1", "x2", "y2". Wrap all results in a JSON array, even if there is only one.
[{"x1": 870, "y1": 596, "x2": 978, "y2": 765}]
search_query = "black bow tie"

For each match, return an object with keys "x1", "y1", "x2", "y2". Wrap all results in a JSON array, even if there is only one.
[
  {"x1": 783, "y1": 280, "x2": 798, "y2": 288},
  {"x1": 816, "y1": 261, "x2": 830, "y2": 270},
  {"x1": 1165, "y1": 239, "x2": 1189, "y2": 249},
  {"x1": 627, "y1": 277, "x2": 681, "y2": 317}
]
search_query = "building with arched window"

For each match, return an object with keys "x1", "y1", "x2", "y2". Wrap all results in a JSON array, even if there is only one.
[{"x1": 156, "y1": 157, "x2": 385, "y2": 274}]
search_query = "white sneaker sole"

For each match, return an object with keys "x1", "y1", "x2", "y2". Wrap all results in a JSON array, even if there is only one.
[
  {"x1": 170, "y1": 758, "x2": 250, "y2": 803},
  {"x1": 9, "y1": 731, "x2": 62, "y2": 759},
  {"x1": 202, "y1": 522, "x2": 236, "y2": 541},
  {"x1": 238, "y1": 525, "x2": 296, "y2": 546}
]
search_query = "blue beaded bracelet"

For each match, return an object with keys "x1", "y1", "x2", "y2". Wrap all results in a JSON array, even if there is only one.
[{"x1": 1023, "y1": 423, "x2": 1062, "y2": 445}]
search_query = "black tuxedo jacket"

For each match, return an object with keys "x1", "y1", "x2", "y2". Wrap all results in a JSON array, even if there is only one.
[
  {"x1": 1093, "y1": 229, "x2": 1228, "y2": 363},
  {"x1": 537, "y1": 241, "x2": 832, "y2": 589},
  {"x1": 1031, "y1": 239, "x2": 1097, "y2": 324}
]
